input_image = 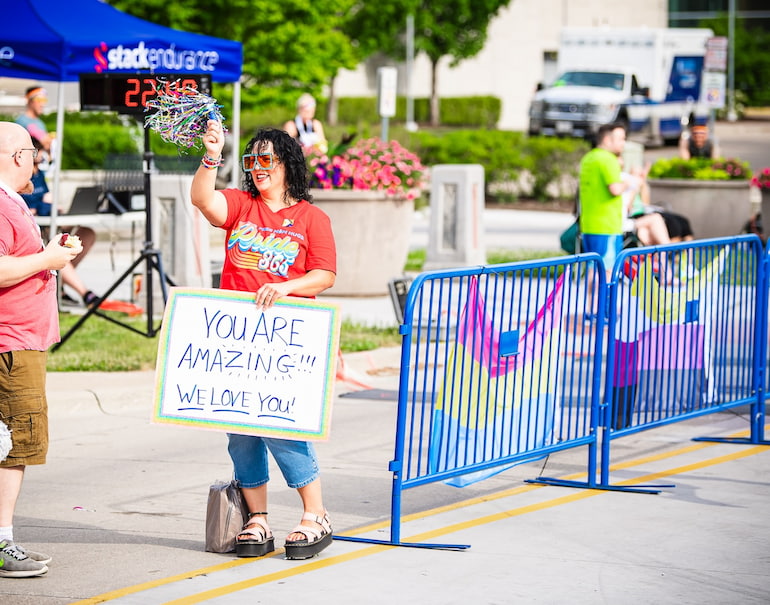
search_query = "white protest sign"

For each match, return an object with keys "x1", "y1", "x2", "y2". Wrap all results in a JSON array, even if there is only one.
[{"x1": 153, "y1": 288, "x2": 341, "y2": 441}]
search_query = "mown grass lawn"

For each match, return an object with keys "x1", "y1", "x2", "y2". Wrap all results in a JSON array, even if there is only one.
[
  {"x1": 50, "y1": 248, "x2": 552, "y2": 371},
  {"x1": 50, "y1": 313, "x2": 401, "y2": 372}
]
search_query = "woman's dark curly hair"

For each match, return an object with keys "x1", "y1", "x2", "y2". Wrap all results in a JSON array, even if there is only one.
[{"x1": 240, "y1": 127, "x2": 312, "y2": 204}]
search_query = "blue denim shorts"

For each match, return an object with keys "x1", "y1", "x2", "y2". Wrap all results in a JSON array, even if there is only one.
[{"x1": 227, "y1": 434, "x2": 320, "y2": 489}]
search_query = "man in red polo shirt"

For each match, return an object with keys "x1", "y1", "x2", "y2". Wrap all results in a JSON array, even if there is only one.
[{"x1": 0, "y1": 121, "x2": 82, "y2": 578}]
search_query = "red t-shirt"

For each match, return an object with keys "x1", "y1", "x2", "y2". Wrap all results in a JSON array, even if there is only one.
[
  {"x1": 219, "y1": 189, "x2": 336, "y2": 294},
  {"x1": 0, "y1": 184, "x2": 59, "y2": 353}
]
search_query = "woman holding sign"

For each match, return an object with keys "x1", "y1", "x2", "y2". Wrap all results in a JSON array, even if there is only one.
[{"x1": 191, "y1": 124, "x2": 336, "y2": 560}]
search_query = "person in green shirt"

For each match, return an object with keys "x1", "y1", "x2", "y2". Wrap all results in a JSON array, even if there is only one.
[{"x1": 578, "y1": 123, "x2": 641, "y2": 271}]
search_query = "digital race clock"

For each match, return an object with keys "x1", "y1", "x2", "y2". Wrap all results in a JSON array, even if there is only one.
[{"x1": 79, "y1": 73, "x2": 212, "y2": 114}]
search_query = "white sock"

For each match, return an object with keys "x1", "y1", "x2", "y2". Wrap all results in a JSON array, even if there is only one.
[{"x1": 0, "y1": 526, "x2": 13, "y2": 543}]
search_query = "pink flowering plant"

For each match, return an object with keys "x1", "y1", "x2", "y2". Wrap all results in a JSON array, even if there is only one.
[
  {"x1": 709, "y1": 158, "x2": 750, "y2": 180},
  {"x1": 308, "y1": 137, "x2": 427, "y2": 200},
  {"x1": 751, "y1": 167, "x2": 770, "y2": 191}
]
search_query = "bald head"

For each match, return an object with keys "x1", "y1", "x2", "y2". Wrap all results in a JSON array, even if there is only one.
[
  {"x1": 0, "y1": 122, "x2": 32, "y2": 151},
  {"x1": 0, "y1": 121, "x2": 36, "y2": 191}
]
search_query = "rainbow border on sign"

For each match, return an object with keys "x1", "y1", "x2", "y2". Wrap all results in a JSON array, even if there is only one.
[{"x1": 152, "y1": 287, "x2": 341, "y2": 441}]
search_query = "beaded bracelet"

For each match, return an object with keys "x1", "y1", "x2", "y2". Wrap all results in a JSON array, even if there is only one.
[{"x1": 201, "y1": 153, "x2": 223, "y2": 170}]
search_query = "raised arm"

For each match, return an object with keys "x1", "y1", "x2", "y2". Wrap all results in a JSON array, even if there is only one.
[{"x1": 190, "y1": 120, "x2": 230, "y2": 227}]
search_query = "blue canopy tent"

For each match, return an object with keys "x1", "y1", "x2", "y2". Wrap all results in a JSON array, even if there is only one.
[{"x1": 1, "y1": 0, "x2": 243, "y2": 233}]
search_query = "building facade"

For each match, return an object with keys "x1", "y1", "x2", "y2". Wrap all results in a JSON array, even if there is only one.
[
  {"x1": 334, "y1": 0, "x2": 770, "y2": 131},
  {"x1": 334, "y1": 0, "x2": 668, "y2": 131}
]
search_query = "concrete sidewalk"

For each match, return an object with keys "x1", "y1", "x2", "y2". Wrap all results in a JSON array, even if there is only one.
[
  {"x1": 5, "y1": 357, "x2": 770, "y2": 604},
  {"x1": 6, "y1": 206, "x2": 768, "y2": 603}
]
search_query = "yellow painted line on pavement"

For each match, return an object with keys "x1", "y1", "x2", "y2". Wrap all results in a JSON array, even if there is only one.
[
  {"x1": 356, "y1": 428, "x2": 738, "y2": 536},
  {"x1": 163, "y1": 544, "x2": 397, "y2": 605},
  {"x1": 327, "y1": 440, "x2": 718, "y2": 541},
  {"x1": 406, "y1": 444, "x2": 769, "y2": 545},
  {"x1": 71, "y1": 555, "x2": 275, "y2": 604},
  {"x1": 72, "y1": 425, "x2": 768, "y2": 604},
  {"x1": 164, "y1": 443, "x2": 770, "y2": 604}
]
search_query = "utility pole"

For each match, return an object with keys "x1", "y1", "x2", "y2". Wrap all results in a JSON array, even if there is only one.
[
  {"x1": 727, "y1": 0, "x2": 737, "y2": 122},
  {"x1": 405, "y1": 14, "x2": 417, "y2": 132}
]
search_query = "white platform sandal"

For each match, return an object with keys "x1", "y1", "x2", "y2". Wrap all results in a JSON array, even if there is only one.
[
  {"x1": 235, "y1": 512, "x2": 275, "y2": 558},
  {"x1": 284, "y1": 511, "x2": 332, "y2": 560}
]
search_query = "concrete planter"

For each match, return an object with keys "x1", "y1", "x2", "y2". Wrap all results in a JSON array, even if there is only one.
[
  {"x1": 311, "y1": 189, "x2": 414, "y2": 296},
  {"x1": 647, "y1": 178, "x2": 752, "y2": 240}
]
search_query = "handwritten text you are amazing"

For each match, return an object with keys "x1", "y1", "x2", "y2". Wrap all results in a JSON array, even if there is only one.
[{"x1": 175, "y1": 308, "x2": 318, "y2": 377}]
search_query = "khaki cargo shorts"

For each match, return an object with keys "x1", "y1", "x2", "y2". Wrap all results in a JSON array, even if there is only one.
[{"x1": 0, "y1": 350, "x2": 49, "y2": 466}]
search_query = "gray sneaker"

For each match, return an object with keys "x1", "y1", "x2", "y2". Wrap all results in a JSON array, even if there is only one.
[
  {"x1": 0, "y1": 541, "x2": 48, "y2": 578},
  {"x1": 7, "y1": 542, "x2": 52, "y2": 565}
]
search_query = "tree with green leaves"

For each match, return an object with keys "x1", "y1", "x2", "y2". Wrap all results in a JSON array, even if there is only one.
[
  {"x1": 344, "y1": 0, "x2": 513, "y2": 126},
  {"x1": 108, "y1": 0, "x2": 360, "y2": 110},
  {"x1": 108, "y1": 1, "x2": 513, "y2": 127}
]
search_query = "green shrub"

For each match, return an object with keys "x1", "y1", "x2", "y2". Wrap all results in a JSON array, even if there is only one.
[
  {"x1": 692, "y1": 167, "x2": 731, "y2": 180},
  {"x1": 335, "y1": 97, "x2": 377, "y2": 123},
  {"x1": 649, "y1": 157, "x2": 752, "y2": 181},
  {"x1": 239, "y1": 104, "x2": 290, "y2": 133},
  {"x1": 410, "y1": 130, "x2": 587, "y2": 202},
  {"x1": 0, "y1": 111, "x2": 141, "y2": 170},
  {"x1": 331, "y1": 96, "x2": 501, "y2": 128},
  {"x1": 438, "y1": 96, "x2": 501, "y2": 128},
  {"x1": 522, "y1": 136, "x2": 587, "y2": 200},
  {"x1": 57, "y1": 118, "x2": 141, "y2": 170},
  {"x1": 413, "y1": 129, "x2": 526, "y2": 187}
]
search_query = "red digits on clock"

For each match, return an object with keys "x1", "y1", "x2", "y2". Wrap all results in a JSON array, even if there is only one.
[
  {"x1": 124, "y1": 78, "x2": 159, "y2": 108},
  {"x1": 124, "y1": 78, "x2": 140, "y2": 107},
  {"x1": 140, "y1": 79, "x2": 156, "y2": 107}
]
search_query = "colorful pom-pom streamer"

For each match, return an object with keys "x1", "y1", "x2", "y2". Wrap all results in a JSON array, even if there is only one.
[{"x1": 144, "y1": 81, "x2": 226, "y2": 151}]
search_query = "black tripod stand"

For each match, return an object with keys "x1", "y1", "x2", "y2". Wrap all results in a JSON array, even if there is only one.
[{"x1": 53, "y1": 128, "x2": 175, "y2": 351}]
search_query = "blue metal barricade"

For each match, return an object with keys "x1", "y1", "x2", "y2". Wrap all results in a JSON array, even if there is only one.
[
  {"x1": 336, "y1": 236, "x2": 770, "y2": 551},
  {"x1": 600, "y1": 236, "x2": 770, "y2": 488},
  {"x1": 385, "y1": 255, "x2": 605, "y2": 547}
]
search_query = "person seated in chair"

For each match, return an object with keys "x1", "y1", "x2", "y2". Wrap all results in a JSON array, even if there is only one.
[
  {"x1": 620, "y1": 162, "x2": 671, "y2": 247},
  {"x1": 622, "y1": 162, "x2": 697, "y2": 284},
  {"x1": 622, "y1": 162, "x2": 694, "y2": 245}
]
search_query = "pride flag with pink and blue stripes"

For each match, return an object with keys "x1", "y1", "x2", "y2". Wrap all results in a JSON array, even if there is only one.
[
  {"x1": 429, "y1": 274, "x2": 566, "y2": 487},
  {"x1": 610, "y1": 249, "x2": 728, "y2": 429}
]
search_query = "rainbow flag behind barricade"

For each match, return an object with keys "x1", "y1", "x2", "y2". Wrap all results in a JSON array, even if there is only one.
[
  {"x1": 611, "y1": 249, "x2": 728, "y2": 429},
  {"x1": 429, "y1": 273, "x2": 566, "y2": 487}
]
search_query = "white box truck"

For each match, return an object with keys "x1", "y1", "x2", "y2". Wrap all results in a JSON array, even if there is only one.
[{"x1": 528, "y1": 27, "x2": 714, "y2": 143}]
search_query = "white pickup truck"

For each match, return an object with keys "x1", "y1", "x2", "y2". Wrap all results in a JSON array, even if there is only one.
[{"x1": 528, "y1": 27, "x2": 714, "y2": 143}]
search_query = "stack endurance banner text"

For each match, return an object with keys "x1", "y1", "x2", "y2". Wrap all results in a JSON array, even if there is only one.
[{"x1": 153, "y1": 288, "x2": 341, "y2": 441}]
